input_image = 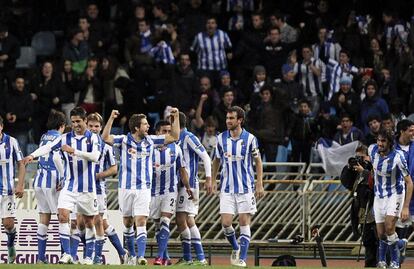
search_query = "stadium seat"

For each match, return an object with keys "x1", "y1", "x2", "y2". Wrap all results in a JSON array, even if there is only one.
[
  {"x1": 31, "y1": 31, "x2": 56, "y2": 56},
  {"x1": 15, "y1": 46, "x2": 36, "y2": 69}
]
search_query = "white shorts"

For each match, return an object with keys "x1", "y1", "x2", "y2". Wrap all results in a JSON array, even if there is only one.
[
  {"x1": 97, "y1": 193, "x2": 107, "y2": 215},
  {"x1": 220, "y1": 192, "x2": 257, "y2": 215},
  {"x1": 150, "y1": 192, "x2": 177, "y2": 220},
  {"x1": 118, "y1": 188, "x2": 151, "y2": 217},
  {"x1": 0, "y1": 195, "x2": 15, "y2": 219},
  {"x1": 176, "y1": 187, "x2": 199, "y2": 216},
  {"x1": 374, "y1": 194, "x2": 405, "y2": 223},
  {"x1": 34, "y1": 187, "x2": 59, "y2": 214},
  {"x1": 58, "y1": 189, "x2": 98, "y2": 216}
]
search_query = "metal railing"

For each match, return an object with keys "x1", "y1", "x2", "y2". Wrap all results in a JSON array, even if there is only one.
[{"x1": 17, "y1": 162, "x2": 414, "y2": 243}]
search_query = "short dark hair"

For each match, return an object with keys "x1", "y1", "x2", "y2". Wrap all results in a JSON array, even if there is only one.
[
  {"x1": 46, "y1": 111, "x2": 66, "y2": 130},
  {"x1": 251, "y1": 12, "x2": 264, "y2": 20},
  {"x1": 367, "y1": 114, "x2": 381, "y2": 124},
  {"x1": 227, "y1": 106, "x2": 245, "y2": 121},
  {"x1": 381, "y1": 113, "x2": 393, "y2": 122},
  {"x1": 377, "y1": 128, "x2": 394, "y2": 147},
  {"x1": 259, "y1": 84, "x2": 273, "y2": 95},
  {"x1": 87, "y1": 112, "x2": 103, "y2": 126},
  {"x1": 179, "y1": 112, "x2": 186, "y2": 129},
  {"x1": 70, "y1": 107, "x2": 87, "y2": 120},
  {"x1": 206, "y1": 15, "x2": 217, "y2": 23},
  {"x1": 155, "y1": 120, "x2": 171, "y2": 132},
  {"x1": 272, "y1": 11, "x2": 284, "y2": 21},
  {"x1": 299, "y1": 98, "x2": 311, "y2": 107},
  {"x1": 205, "y1": 116, "x2": 218, "y2": 128},
  {"x1": 340, "y1": 112, "x2": 353, "y2": 122},
  {"x1": 339, "y1": 49, "x2": 351, "y2": 58},
  {"x1": 396, "y1": 119, "x2": 414, "y2": 139},
  {"x1": 220, "y1": 87, "x2": 234, "y2": 98},
  {"x1": 268, "y1": 26, "x2": 280, "y2": 34},
  {"x1": 129, "y1": 114, "x2": 147, "y2": 133},
  {"x1": 355, "y1": 144, "x2": 368, "y2": 155}
]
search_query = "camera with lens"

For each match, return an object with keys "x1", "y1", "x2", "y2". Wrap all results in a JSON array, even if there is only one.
[{"x1": 348, "y1": 156, "x2": 372, "y2": 170}]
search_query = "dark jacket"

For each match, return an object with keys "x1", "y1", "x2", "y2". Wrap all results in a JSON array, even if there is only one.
[
  {"x1": 234, "y1": 28, "x2": 267, "y2": 69},
  {"x1": 274, "y1": 80, "x2": 304, "y2": 114},
  {"x1": 333, "y1": 126, "x2": 365, "y2": 145},
  {"x1": 260, "y1": 41, "x2": 294, "y2": 80},
  {"x1": 31, "y1": 76, "x2": 63, "y2": 115},
  {"x1": 330, "y1": 90, "x2": 361, "y2": 120},
  {"x1": 0, "y1": 33, "x2": 20, "y2": 72},
  {"x1": 288, "y1": 112, "x2": 318, "y2": 142},
  {"x1": 60, "y1": 73, "x2": 81, "y2": 104},
  {"x1": 169, "y1": 66, "x2": 198, "y2": 113},
  {"x1": 78, "y1": 73, "x2": 102, "y2": 105},
  {"x1": 2, "y1": 89, "x2": 33, "y2": 133},
  {"x1": 62, "y1": 41, "x2": 91, "y2": 75},
  {"x1": 360, "y1": 96, "x2": 389, "y2": 134}
]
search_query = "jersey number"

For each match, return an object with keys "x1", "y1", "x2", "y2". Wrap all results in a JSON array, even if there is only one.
[
  {"x1": 170, "y1": 198, "x2": 176, "y2": 207},
  {"x1": 251, "y1": 197, "x2": 256, "y2": 206},
  {"x1": 94, "y1": 199, "x2": 98, "y2": 208},
  {"x1": 396, "y1": 202, "x2": 400, "y2": 211},
  {"x1": 178, "y1": 196, "x2": 185, "y2": 204},
  {"x1": 7, "y1": 202, "x2": 13, "y2": 211}
]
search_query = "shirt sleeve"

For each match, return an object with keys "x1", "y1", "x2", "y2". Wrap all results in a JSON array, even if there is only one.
[
  {"x1": 31, "y1": 135, "x2": 62, "y2": 158},
  {"x1": 224, "y1": 32, "x2": 232, "y2": 49},
  {"x1": 73, "y1": 134, "x2": 101, "y2": 162},
  {"x1": 149, "y1": 135, "x2": 166, "y2": 147},
  {"x1": 397, "y1": 152, "x2": 410, "y2": 177},
  {"x1": 176, "y1": 146, "x2": 186, "y2": 168},
  {"x1": 214, "y1": 136, "x2": 223, "y2": 159},
  {"x1": 112, "y1": 135, "x2": 125, "y2": 148},
  {"x1": 11, "y1": 138, "x2": 23, "y2": 162},
  {"x1": 250, "y1": 136, "x2": 260, "y2": 158},
  {"x1": 190, "y1": 35, "x2": 199, "y2": 52},
  {"x1": 106, "y1": 144, "x2": 117, "y2": 167}
]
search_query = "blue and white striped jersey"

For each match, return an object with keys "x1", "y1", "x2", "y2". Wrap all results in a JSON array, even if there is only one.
[
  {"x1": 95, "y1": 137, "x2": 116, "y2": 195},
  {"x1": 215, "y1": 129, "x2": 259, "y2": 194},
  {"x1": 113, "y1": 133, "x2": 165, "y2": 190},
  {"x1": 312, "y1": 42, "x2": 341, "y2": 62},
  {"x1": 33, "y1": 130, "x2": 62, "y2": 189},
  {"x1": 178, "y1": 129, "x2": 207, "y2": 188},
  {"x1": 191, "y1": 30, "x2": 232, "y2": 71},
  {"x1": 33, "y1": 130, "x2": 101, "y2": 193},
  {"x1": 326, "y1": 59, "x2": 358, "y2": 99},
  {"x1": 151, "y1": 143, "x2": 185, "y2": 196},
  {"x1": 0, "y1": 133, "x2": 23, "y2": 195},
  {"x1": 294, "y1": 58, "x2": 326, "y2": 97},
  {"x1": 369, "y1": 144, "x2": 409, "y2": 198}
]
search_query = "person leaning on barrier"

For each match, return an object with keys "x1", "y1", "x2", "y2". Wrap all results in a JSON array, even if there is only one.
[{"x1": 340, "y1": 144, "x2": 377, "y2": 268}]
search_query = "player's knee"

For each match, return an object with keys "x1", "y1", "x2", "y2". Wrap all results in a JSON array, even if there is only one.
[
  {"x1": 59, "y1": 214, "x2": 70, "y2": 224},
  {"x1": 186, "y1": 216, "x2": 195, "y2": 227},
  {"x1": 135, "y1": 216, "x2": 147, "y2": 227}
]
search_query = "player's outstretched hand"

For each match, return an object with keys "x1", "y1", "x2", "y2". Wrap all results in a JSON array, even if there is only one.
[
  {"x1": 255, "y1": 184, "x2": 265, "y2": 200},
  {"x1": 22, "y1": 155, "x2": 34, "y2": 166},
  {"x1": 15, "y1": 183, "x2": 24, "y2": 198},
  {"x1": 61, "y1": 145, "x2": 75, "y2": 155}
]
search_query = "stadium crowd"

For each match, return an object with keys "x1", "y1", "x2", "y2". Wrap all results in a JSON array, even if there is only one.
[{"x1": 0, "y1": 0, "x2": 413, "y2": 163}]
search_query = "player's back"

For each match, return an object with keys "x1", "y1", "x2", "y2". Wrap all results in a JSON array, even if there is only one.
[{"x1": 34, "y1": 130, "x2": 62, "y2": 189}]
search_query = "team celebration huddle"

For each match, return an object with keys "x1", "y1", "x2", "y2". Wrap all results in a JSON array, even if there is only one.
[{"x1": 0, "y1": 105, "x2": 264, "y2": 266}]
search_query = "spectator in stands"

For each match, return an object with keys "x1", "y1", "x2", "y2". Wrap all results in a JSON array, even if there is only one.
[
  {"x1": 0, "y1": 24, "x2": 20, "y2": 96},
  {"x1": 360, "y1": 80, "x2": 389, "y2": 135},
  {"x1": 31, "y1": 61, "x2": 63, "y2": 142},
  {"x1": 330, "y1": 76, "x2": 360, "y2": 121},
  {"x1": 389, "y1": 98, "x2": 406, "y2": 127},
  {"x1": 179, "y1": 0, "x2": 207, "y2": 48},
  {"x1": 169, "y1": 52, "x2": 198, "y2": 116},
  {"x1": 127, "y1": 3, "x2": 147, "y2": 36},
  {"x1": 194, "y1": 76, "x2": 219, "y2": 129},
  {"x1": 85, "y1": 2, "x2": 112, "y2": 56},
  {"x1": 60, "y1": 59, "x2": 80, "y2": 124},
  {"x1": 293, "y1": 45, "x2": 326, "y2": 115},
  {"x1": 381, "y1": 113, "x2": 395, "y2": 133},
  {"x1": 269, "y1": 11, "x2": 298, "y2": 44},
  {"x1": 78, "y1": 57, "x2": 102, "y2": 114},
  {"x1": 100, "y1": 56, "x2": 129, "y2": 121},
  {"x1": 62, "y1": 28, "x2": 91, "y2": 75},
  {"x1": 250, "y1": 85, "x2": 289, "y2": 163},
  {"x1": 233, "y1": 12, "x2": 267, "y2": 92},
  {"x1": 333, "y1": 113, "x2": 364, "y2": 145},
  {"x1": 124, "y1": 19, "x2": 153, "y2": 69},
  {"x1": 1, "y1": 76, "x2": 33, "y2": 155},
  {"x1": 382, "y1": 9, "x2": 408, "y2": 51},
  {"x1": 312, "y1": 26, "x2": 341, "y2": 63},
  {"x1": 326, "y1": 49, "x2": 359, "y2": 100},
  {"x1": 260, "y1": 27, "x2": 293, "y2": 81},
  {"x1": 288, "y1": 99, "x2": 317, "y2": 164},
  {"x1": 78, "y1": 15, "x2": 104, "y2": 58},
  {"x1": 201, "y1": 116, "x2": 218, "y2": 157},
  {"x1": 244, "y1": 65, "x2": 270, "y2": 107},
  {"x1": 315, "y1": 102, "x2": 338, "y2": 140},
  {"x1": 212, "y1": 87, "x2": 235, "y2": 132},
  {"x1": 275, "y1": 64, "x2": 304, "y2": 114},
  {"x1": 191, "y1": 16, "x2": 232, "y2": 85},
  {"x1": 152, "y1": 2, "x2": 170, "y2": 30},
  {"x1": 365, "y1": 38, "x2": 385, "y2": 74},
  {"x1": 365, "y1": 114, "x2": 382, "y2": 146}
]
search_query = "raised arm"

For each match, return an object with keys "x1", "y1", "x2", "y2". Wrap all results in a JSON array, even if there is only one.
[
  {"x1": 102, "y1": 110, "x2": 119, "y2": 145},
  {"x1": 165, "y1": 108, "x2": 180, "y2": 144}
]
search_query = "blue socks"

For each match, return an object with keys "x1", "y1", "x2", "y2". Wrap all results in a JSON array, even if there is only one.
[
  {"x1": 190, "y1": 225, "x2": 205, "y2": 261},
  {"x1": 106, "y1": 225, "x2": 126, "y2": 256},
  {"x1": 84, "y1": 228, "x2": 96, "y2": 259},
  {"x1": 37, "y1": 224, "x2": 48, "y2": 262},
  {"x1": 59, "y1": 223, "x2": 71, "y2": 255},
  {"x1": 124, "y1": 226, "x2": 136, "y2": 257},
  {"x1": 136, "y1": 226, "x2": 147, "y2": 258},
  {"x1": 239, "y1": 226, "x2": 251, "y2": 261},
  {"x1": 157, "y1": 217, "x2": 171, "y2": 259},
  {"x1": 181, "y1": 227, "x2": 192, "y2": 261},
  {"x1": 223, "y1": 226, "x2": 239, "y2": 250}
]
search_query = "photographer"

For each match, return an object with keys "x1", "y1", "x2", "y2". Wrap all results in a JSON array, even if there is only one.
[{"x1": 340, "y1": 144, "x2": 376, "y2": 268}]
